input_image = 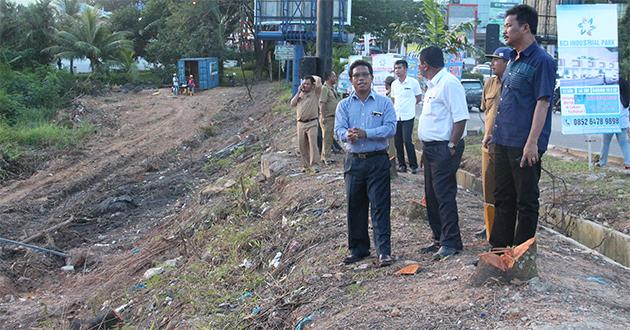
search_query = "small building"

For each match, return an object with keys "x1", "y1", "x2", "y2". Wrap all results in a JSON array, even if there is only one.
[{"x1": 178, "y1": 57, "x2": 219, "y2": 90}]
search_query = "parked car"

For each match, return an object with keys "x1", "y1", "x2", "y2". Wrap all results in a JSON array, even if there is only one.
[
  {"x1": 471, "y1": 64, "x2": 492, "y2": 82},
  {"x1": 461, "y1": 79, "x2": 483, "y2": 111}
]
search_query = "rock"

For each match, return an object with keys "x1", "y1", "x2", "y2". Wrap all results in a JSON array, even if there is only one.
[
  {"x1": 390, "y1": 307, "x2": 402, "y2": 317},
  {"x1": 95, "y1": 195, "x2": 137, "y2": 215},
  {"x1": 406, "y1": 199, "x2": 427, "y2": 222},
  {"x1": 143, "y1": 267, "x2": 164, "y2": 279},
  {"x1": 199, "y1": 184, "x2": 225, "y2": 200},
  {"x1": 260, "y1": 152, "x2": 290, "y2": 179}
]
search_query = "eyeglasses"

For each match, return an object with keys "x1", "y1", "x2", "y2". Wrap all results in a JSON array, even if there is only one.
[{"x1": 351, "y1": 72, "x2": 371, "y2": 78}]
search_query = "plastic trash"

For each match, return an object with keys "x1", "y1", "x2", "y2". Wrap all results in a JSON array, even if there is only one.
[{"x1": 294, "y1": 313, "x2": 314, "y2": 330}]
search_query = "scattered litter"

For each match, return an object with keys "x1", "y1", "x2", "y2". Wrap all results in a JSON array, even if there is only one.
[
  {"x1": 61, "y1": 265, "x2": 75, "y2": 272},
  {"x1": 480, "y1": 312, "x2": 487, "y2": 318},
  {"x1": 94, "y1": 243, "x2": 110, "y2": 247},
  {"x1": 394, "y1": 264, "x2": 421, "y2": 275},
  {"x1": 251, "y1": 306, "x2": 262, "y2": 315},
  {"x1": 288, "y1": 173, "x2": 303, "y2": 177},
  {"x1": 130, "y1": 247, "x2": 141, "y2": 255},
  {"x1": 132, "y1": 283, "x2": 146, "y2": 290},
  {"x1": 282, "y1": 216, "x2": 288, "y2": 227},
  {"x1": 239, "y1": 259, "x2": 253, "y2": 269},
  {"x1": 115, "y1": 300, "x2": 133, "y2": 313},
  {"x1": 237, "y1": 292, "x2": 253, "y2": 303},
  {"x1": 143, "y1": 267, "x2": 164, "y2": 279},
  {"x1": 294, "y1": 313, "x2": 314, "y2": 330},
  {"x1": 269, "y1": 252, "x2": 282, "y2": 268},
  {"x1": 586, "y1": 276, "x2": 607, "y2": 285},
  {"x1": 322, "y1": 273, "x2": 333, "y2": 278},
  {"x1": 163, "y1": 256, "x2": 182, "y2": 267},
  {"x1": 354, "y1": 263, "x2": 370, "y2": 270},
  {"x1": 219, "y1": 302, "x2": 236, "y2": 310}
]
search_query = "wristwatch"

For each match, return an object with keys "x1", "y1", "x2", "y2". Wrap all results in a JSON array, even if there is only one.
[{"x1": 448, "y1": 142, "x2": 456, "y2": 149}]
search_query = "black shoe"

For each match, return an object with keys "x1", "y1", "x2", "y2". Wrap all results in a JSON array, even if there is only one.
[
  {"x1": 410, "y1": 167, "x2": 419, "y2": 174},
  {"x1": 378, "y1": 254, "x2": 393, "y2": 267},
  {"x1": 474, "y1": 228, "x2": 487, "y2": 240},
  {"x1": 343, "y1": 253, "x2": 369, "y2": 264},
  {"x1": 420, "y1": 242, "x2": 440, "y2": 254},
  {"x1": 397, "y1": 165, "x2": 407, "y2": 173},
  {"x1": 432, "y1": 246, "x2": 460, "y2": 260}
]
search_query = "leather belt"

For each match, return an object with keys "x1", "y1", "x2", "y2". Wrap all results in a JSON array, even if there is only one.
[
  {"x1": 350, "y1": 150, "x2": 388, "y2": 159},
  {"x1": 297, "y1": 118, "x2": 317, "y2": 123},
  {"x1": 422, "y1": 140, "x2": 448, "y2": 146}
]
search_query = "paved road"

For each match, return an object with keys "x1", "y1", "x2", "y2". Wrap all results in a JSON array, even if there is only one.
[{"x1": 416, "y1": 104, "x2": 623, "y2": 157}]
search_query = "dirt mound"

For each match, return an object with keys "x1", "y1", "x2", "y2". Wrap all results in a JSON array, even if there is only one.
[{"x1": 0, "y1": 83, "x2": 628, "y2": 329}]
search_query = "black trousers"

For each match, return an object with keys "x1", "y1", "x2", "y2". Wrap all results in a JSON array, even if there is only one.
[
  {"x1": 422, "y1": 141, "x2": 464, "y2": 250},
  {"x1": 344, "y1": 153, "x2": 391, "y2": 256},
  {"x1": 395, "y1": 118, "x2": 418, "y2": 169},
  {"x1": 490, "y1": 144, "x2": 542, "y2": 248}
]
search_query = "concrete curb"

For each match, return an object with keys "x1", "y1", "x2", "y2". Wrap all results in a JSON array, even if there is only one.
[
  {"x1": 548, "y1": 144, "x2": 626, "y2": 166},
  {"x1": 455, "y1": 168, "x2": 630, "y2": 267}
]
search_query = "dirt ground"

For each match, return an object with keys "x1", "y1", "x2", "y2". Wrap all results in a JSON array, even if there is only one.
[{"x1": 0, "y1": 83, "x2": 628, "y2": 329}]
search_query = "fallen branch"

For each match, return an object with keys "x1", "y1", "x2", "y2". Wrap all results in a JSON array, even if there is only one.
[
  {"x1": 22, "y1": 216, "x2": 76, "y2": 244},
  {"x1": 0, "y1": 237, "x2": 68, "y2": 258}
]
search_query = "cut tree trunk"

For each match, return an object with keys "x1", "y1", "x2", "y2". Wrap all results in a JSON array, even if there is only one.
[{"x1": 470, "y1": 237, "x2": 538, "y2": 287}]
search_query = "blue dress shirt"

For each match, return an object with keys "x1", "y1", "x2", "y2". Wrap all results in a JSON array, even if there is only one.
[
  {"x1": 334, "y1": 89, "x2": 396, "y2": 153},
  {"x1": 493, "y1": 42, "x2": 556, "y2": 152}
]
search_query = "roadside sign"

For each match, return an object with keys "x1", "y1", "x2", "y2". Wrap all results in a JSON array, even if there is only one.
[{"x1": 275, "y1": 45, "x2": 295, "y2": 60}]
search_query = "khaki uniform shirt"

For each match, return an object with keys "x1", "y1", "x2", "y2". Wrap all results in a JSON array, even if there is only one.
[
  {"x1": 295, "y1": 77, "x2": 322, "y2": 121},
  {"x1": 481, "y1": 75, "x2": 502, "y2": 135},
  {"x1": 319, "y1": 82, "x2": 340, "y2": 118}
]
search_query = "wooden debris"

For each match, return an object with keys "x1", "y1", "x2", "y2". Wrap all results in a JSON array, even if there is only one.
[
  {"x1": 395, "y1": 264, "x2": 421, "y2": 275},
  {"x1": 470, "y1": 237, "x2": 538, "y2": 287}
]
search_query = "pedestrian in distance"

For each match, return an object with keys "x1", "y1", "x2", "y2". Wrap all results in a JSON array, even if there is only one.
[
  {"x1": 187, "y1": 74, "x2": 196, "y2": 96},
  {"x1": 291, "y1": 75, "x2": 323, "y2": 173},
  {"x1": 172, "y1": 73, "x2": 179, "y2": 96},
  {"x1": 489, "y1": 4, "x2": 556, "y2": 249},
  {"x1": 596, "y1": 77, "x2": 630, "y2": 170},
  {"x1": 417, "y1": 46, "x2": 469, "y2": 260},
  {"x1": 334, "y1": 60, "x2": 396, "y2": 267},
  {"x1": 319, "y1": 71, "x2": 341, "y2": 166},
  {"x1": 477, "y1": 46, "x2": 511, "y2": 241},
  {"x1": 391, "y1": 59, "x2": 422, "y2": 174}
]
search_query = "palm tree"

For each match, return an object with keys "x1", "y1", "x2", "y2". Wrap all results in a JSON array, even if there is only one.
[
  {"x1": 52, "y1": 0, "x2": 81, "y2": 73},
  {"x1": 45, "y1": 6, "x2": 133, "y2": 72}
]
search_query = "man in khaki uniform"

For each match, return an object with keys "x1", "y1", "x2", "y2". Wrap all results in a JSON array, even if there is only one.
[
  {"x1": 291, "y1": 75, "x2": 322, "y2": 172},
  {"x1": 478, "y1": 47, "x2": 511, "y2": 240},
  {"x1": 319, "y1": 71, "x2": 340, "y2": 165}
]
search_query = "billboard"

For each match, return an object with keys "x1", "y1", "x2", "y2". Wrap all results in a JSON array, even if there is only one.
[
  {"x1": 447, "y1": 4, "x2": 478, "y2": 44},
  {"x1": 557, "y1": 4, "x2": 621, "y2": 135}
]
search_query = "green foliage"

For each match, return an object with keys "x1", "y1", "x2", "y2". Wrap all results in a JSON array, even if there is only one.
[
  {"x1": 332, "y1": 45, "x2": 353, "y2": 74},
  {"x1": 45, "y1": 6, "x2": 134, "y2": 72},
  {"x1": 348, "y1": 0, "x2": 424, "y2": 43},
  {"x1": 391, "y1": 0, "x2": 478, "y2": 55}
]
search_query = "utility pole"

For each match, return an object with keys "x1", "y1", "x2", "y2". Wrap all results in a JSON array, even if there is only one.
[{"x1": 316, "y1": 0, "x2": 333, "y2": 78}]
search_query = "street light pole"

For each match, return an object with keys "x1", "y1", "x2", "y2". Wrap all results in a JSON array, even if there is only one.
[{"x1": 316, "y1": 0, "x2": 333, "y2": 78}]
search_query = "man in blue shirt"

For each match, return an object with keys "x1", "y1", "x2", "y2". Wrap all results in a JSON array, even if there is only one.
[
  {"x1": 335, "y1": 60, "x2": 397, "y2": 267},
  {"x1": 489, "y1": 5, "x2": 556, "y2": 248}
]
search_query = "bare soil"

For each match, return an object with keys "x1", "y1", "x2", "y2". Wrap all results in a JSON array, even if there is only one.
[{"x1": 0, "y1": 83, "x2": 628, "y2": 329}]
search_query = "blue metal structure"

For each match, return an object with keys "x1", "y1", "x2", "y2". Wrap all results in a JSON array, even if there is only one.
[
  {"x1": 254, "y1": 0, "x2": 350, "y2": 94},
  {"x1": 177, "y1": 57, "x2": 219, "y2": 90}
]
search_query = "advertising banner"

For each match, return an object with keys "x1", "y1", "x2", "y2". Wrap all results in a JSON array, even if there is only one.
[
  {"x1": 489, "y1": 1, "x2": 520, "y2": 43},
  {"x1": 557, "y1": 4, "x2": 621, "y2": 135}
]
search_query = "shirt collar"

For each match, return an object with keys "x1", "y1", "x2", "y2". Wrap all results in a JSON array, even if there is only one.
[
  {"x1": 427, "y1": 68, "x2": 447, "y2": 88},
  {"x1": 511, "y1": 41, "x2": 539, "y2": 60},
  {"x1": 350, "y1": 89, "x2": 377, "y2": 101}
]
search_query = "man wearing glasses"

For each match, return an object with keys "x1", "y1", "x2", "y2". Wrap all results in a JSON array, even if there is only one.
[{"x1": 334, "y1": 60, "x2": 397, "y2": 267}]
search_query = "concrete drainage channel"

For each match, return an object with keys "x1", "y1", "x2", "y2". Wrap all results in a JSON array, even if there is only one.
[{"x1": 455, "y1": 168, "x2": 630, "y2": 268}]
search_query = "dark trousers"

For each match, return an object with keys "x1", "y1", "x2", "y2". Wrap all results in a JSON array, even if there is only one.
[
  {"x1": 344, "y1": 153, "x2": 391, "y2": 256},
  {"x1": 490, "y1": 144, "x2": 542, "y2": 248},
  {"x1": 395, "y1": 118, "x2": 418, "y2": 169},
  {"x1": 422, "y1": 141, "x2": 464, "y2": 250}
]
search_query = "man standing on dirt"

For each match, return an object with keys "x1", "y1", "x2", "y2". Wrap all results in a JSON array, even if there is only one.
[
  {"x1": 391, "y1": 59, "x2": 422, "y2": 174},
  {"x1": 334, "y1": 60, "x2": 396, "y2": 267},
  {"x1": 417, "y1": 46, "x2": 469, "y2": 260},
  {"x1": 319, "y1": 71, "x2": 340, "y2": 165},
  {"x1": 291, "y1": 75, "x2": 322, "y2": 173},
  {"x1": 490, "y1": 5, "x2": 555, "y2": 249},
  {"x1": 477, "y1": 46, "x2": 511, "y2": 241}
]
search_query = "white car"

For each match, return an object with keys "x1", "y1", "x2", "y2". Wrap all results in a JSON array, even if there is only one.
[{"x1": 471, "y1": 64, "x2": 492, "y2": 82}]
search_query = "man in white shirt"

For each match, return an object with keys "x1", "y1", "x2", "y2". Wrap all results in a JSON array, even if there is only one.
[
  {"x1": 391, "y1": 59, "x2": 422, "y2": 174},
  {"x1": 417, "y1": 46, "x2": 469, "y2": 260}
]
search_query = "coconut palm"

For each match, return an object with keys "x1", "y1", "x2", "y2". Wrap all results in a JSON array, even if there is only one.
[{"x1": 45, "y1": 6, "x2": 133, "y2": 72}]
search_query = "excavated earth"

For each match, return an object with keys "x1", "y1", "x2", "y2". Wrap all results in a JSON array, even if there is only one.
[{"x1": 0, "y1": 83, "x2": 628, "y2": 329}]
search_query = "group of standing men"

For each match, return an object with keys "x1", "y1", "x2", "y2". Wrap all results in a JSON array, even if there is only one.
[
  {"x1": 296, "y1": 4, "x2": 555, "y2": 267},
  {"x1": 290, "y1": 72, "x2": 342, "y2": 173}
]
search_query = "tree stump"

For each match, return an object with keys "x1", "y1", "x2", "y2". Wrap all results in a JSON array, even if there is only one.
[{"x1": 470, "y1": 237, "x2": 538, "y2": 287}]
